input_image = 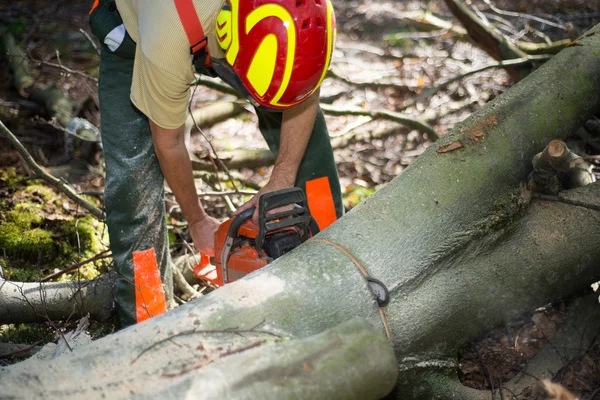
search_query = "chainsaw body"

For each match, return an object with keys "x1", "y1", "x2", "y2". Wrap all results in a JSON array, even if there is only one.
[{"x1": 194, "y1": 188, "x2": 318, "y2": 286}]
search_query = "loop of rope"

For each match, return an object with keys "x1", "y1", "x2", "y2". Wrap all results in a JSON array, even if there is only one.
[{"x1": 312, "y1": 238, "x2": 392, "y2": 340}]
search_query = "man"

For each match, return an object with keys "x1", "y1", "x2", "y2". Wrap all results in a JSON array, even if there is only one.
[{"x1": 90, "y1": 0, "x2": 343, "y2": 327}]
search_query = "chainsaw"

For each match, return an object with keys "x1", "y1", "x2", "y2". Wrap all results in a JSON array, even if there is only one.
[{"x1": 193, "y1": 188, "x2": 319, "y2": 286}]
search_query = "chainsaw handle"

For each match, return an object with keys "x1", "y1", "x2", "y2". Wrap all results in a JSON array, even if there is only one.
[{"x1": 227, "y1": 208, "x2": 255, "y2": 240}]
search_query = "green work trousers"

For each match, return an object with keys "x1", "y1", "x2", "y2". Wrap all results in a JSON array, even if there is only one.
[
  {"x1": 99, "y1": 50, "x2": 174, "y2": 327},
  {"x1": 98, "y1": 39, "x2": 343, "y2": 330}
]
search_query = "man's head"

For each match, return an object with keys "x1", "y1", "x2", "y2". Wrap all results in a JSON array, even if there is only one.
[{"x1": 216, "y1": 0, "x2": 336, "y2": 109}]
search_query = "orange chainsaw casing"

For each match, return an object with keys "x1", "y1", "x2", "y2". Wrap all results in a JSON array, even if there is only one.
[
  {"x1": 193, "y1": 187, "x2": 315, "y2": 287},
  {"x1": 194, "y1": 218, "x2": 271, "y2": 286}
]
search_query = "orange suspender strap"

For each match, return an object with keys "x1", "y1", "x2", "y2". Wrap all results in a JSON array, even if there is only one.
[
  {"x1": 306, "y1": 176, "x2": 337, "y2": 231},
  {"x1": 89, "y1": 0, "x2": 99, "y2": 14},
  {"x1": 174, "y1": 0, "x2": 210, "y2": 61},
  {"x1": 133, "y1": 248, "x2": 167, "y2": 323}
]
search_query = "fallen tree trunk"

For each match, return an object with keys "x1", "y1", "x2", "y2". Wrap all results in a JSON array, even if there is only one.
[
  {"x1": 2, "y1": 23, "x2": 600, "y2": 400},
  {"x1": 0, "y1": 272, "x2": 114, "y2": 324}
]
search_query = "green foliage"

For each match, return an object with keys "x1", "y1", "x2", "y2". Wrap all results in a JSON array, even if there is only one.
[{"x1": 343, "y1": 186, "x2": 376, "y2": 209}]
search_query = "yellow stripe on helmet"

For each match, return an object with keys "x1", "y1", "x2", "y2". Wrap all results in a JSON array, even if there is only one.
[
  {"x1": 225, "y1": 0, "x2": 241, "y2": 66},
  {"x1": 246, "y1": 4, "x2": 295, "y2": 107},
  {"x1": 310, "y1": 0, "x2": 335, "y2": 97}
]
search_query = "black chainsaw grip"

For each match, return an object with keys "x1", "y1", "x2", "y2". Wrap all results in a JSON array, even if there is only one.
[{"x1": 227, "y1": 208, "x2": 255, "y2": 239}]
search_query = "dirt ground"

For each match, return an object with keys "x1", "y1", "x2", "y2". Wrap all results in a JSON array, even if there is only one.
[{"x1": 1, "y1": 0, "x2": 600, "y2": 398}]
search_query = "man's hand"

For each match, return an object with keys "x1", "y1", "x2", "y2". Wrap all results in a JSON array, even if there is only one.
[
  {"x1": 234, "y1": 90, "x2": 321, "y2": 224},
  {"x1": 234, "y1": 173, "x2": 294, "y2": 224},
  {"x1": 189, "y1": 214, "x2": 220, "y2": 256}
]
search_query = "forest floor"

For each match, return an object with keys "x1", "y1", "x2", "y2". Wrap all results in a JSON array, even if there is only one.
[{"x1": 1, "y1": 0, "x2": 600, "y2": 398}]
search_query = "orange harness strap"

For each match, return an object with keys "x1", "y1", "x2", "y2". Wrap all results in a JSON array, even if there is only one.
[
  {"x1": 174, "y1": 0, "x2": 209, "y2": 57},
  {"x1": 89, "y1": 0, "x2": 99, "y2": 14}
]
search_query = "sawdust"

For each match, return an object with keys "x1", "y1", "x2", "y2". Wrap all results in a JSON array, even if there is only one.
[
  {"x1": 462, "y1": 115, "x2": 499, "y2": 143},
  {"x1": 219, "y1": 274, "x2": 285, "y2": 308}
]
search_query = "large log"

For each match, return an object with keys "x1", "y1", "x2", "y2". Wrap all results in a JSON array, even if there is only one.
[{"x1": 2, "y1": 23, "x2": 600, "y2": 400}]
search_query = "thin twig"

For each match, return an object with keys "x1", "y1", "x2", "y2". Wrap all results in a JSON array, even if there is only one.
[
  {"x1": 79, "y1": 28, "x2": 100, "y2": 56},
  {"x1": 0, "y1": 341, "x2": 42, "y2": 359},
  {"x1": 41, "y1": 250, "x2": 112, "y2": 282},
  {"x1": 0, "y1": 119, "x2": 104, "y2": 220},
  {"x1": 481, "y1": 0, "x2": 566, "y2": 30},
  {"x1": 30, "y1": 57, "x2": 98, "y2": 82},
  {"x1": 161, "y1": 340, "x2": 266, "y2": 377},
  {"x1": 189, "y1": 85, "x2": 240, "y2": 212}
]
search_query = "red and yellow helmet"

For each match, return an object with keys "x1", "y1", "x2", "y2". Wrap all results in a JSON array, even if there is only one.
[{"x1": 216, "y1": 0, "x2": 336, "y2": 109}]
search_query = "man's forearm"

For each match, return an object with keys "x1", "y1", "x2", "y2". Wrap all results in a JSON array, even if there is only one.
[
  {"x1": 273, "y1": 90, "x2": 320, "y2": 185},
  {"x1": 150, "y1": 121, "x2": 206, "y2": 224}
]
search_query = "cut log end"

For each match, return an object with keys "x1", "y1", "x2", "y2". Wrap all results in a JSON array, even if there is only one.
[{"x1": 547, "y1": 139, "x2": 566, "y2": 158}]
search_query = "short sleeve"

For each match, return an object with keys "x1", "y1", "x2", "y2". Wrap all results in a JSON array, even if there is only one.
[{"x1": 129, "y1": 45, "x2": 194, "y2": 129}]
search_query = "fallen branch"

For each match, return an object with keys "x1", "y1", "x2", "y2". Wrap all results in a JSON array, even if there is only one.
[
  {"x1": 172, "y1": 266, "x2": 202, "y2": 301},
  {"x1": 193, "y1": 71, "x2": 437, "y2": 139},
  {"x1": 2, "y1": 32, "x2": 34, "y2": 97},
  {"x1": 0, "y1": 271, "x2": 115, "y2": 324},
  {"x1": 191, "y1": 149, "x2": 275, "y2": 171},
  {"x1": 3, "y1": 32, "x2": 100, "y2": 147},
  {"x1": 327, "y1": 68, "x2": 414, "y2": 91},
  {"x1": 0, "y1": 119, "x2": 104, "y2": 220},
  {"x1": 393, "y1": 10, "x2": 570, "y2": 56},
  {"x1": 30, "y1": 57, "x2": 98, "y2": 82},
  {"x1": 320, "y1": 103, "x2": 439, "y2": 141},
  {"x1": 399, "y1": 55, "x2": 552, "y2": 112},
  {"x1": 443, "y1": 0, "x2": 530, "y2": 81},
  {"x1": 186, "y1": 101, "x2": 247, "y2": 133}
]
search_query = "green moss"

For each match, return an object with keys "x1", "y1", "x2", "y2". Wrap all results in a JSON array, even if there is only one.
[
  {"x1": 0, "y1": 175, "x2": 109, "y2": 282},
  {"x1": 22, "y1": 184, "x2": 55, "y2": 202},
  {"x1": 7, "y1": 207, "x2": 43, "y2": 228},
  {"x1": 0, "y1": 323, "x2": 57, "y2": 345},
  {"x1": 0, "y1": 222, "x2": 21, "y2": 250},
  {"x1": 4, "y1": 265, "x2": 42, "y2": 281},
  {"x1": 60, "y1": 215, "x2": 106, "y2": 255},
  {"x1": 0, "y1": 167, "x2": 20, "y2": 185}
]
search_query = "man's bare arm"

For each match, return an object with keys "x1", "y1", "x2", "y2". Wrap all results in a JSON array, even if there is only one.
[
  {"x1": 235, "y1": 90, "x2": 320, "y2": 220},
  {"x1": 150, "y1": 121, "x2": 219, "y2": 255}
]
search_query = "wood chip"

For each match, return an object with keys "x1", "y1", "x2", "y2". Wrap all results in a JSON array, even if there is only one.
[{"x1": 436, "y1": 140, "x2": 464, "y2": 154}]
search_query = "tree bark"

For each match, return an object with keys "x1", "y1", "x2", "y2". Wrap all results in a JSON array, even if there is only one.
[{"x1": 2, "y1": 23, "x2": 600, "y2": 400}]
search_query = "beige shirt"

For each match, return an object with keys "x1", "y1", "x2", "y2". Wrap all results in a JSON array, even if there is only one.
[{"x1": 116, "y1": 0, "x2": 225, "y2": 129}]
